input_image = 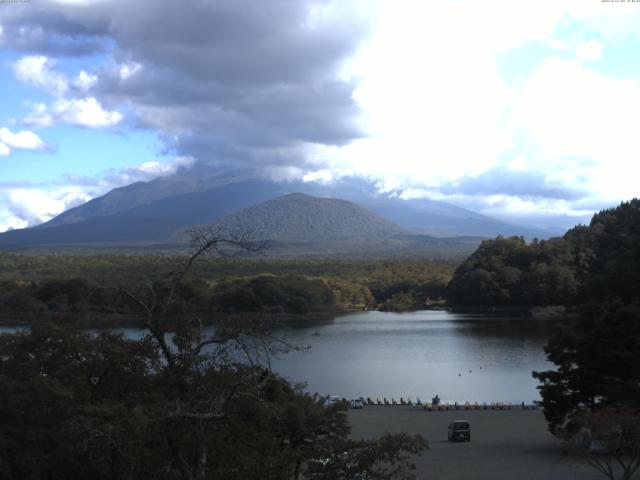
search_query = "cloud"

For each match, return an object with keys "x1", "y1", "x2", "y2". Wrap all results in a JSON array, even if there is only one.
[
  {"x1": 576, "y1": 40, "x2": 603, "y2": 61},
  {"x1": 0, "y1": 143, "x2": 10, "y2": 157},
  {"x1": 0, "y1": 211, "x2": 29, "y2": 233},
  {"x1": 439, "y1": 167, "x2": 589, "y2": 201},
  {"x1": 0, "y1": 156, "x2": 195, "y2": 232},
  {"x1": 0, "y1": 7, "x2": 107, "y2": 56},
  {"x1": 303, "y1": 169, "x2": 333, "y2": 184},
  {"x1": 2, "y1": 187, "x2": 91, "y2": 227},
  {"x1": 13, "y1": 55, "x2": 68, "y2": 94},
  {"x1": 74, "y1": 69, "x2": 97, "y2": 90},
  {"x1": 25, "y1": 97, "x2": 122, "y2": 128},
  {"x1": 11, "y1": 54, "x2": 123, "y2": 128},
  {"x1": 3, "y1": 0, "x2": 640, "y2": 228},
  {"x1": 0, "y1": 127, "x2": 46, "y2": 150},
  {"x1": 512, "y1": 57, "x2": 640, "y2": 204},
  {"x1": 317, "y1": 0, "x2": 640, "y2": 223},
  {"x1": 99, "y1": 156, "x2": 195, "y2": 186},
  {"x1": 0, "y1": 127, "x2": 47, "y2": 156},
  {"x1": 447, "y1": 194, "x2": 596, "y2": 228},
  {"x1": 2, "y1": 0, "x2": 371, "y2": 167}
]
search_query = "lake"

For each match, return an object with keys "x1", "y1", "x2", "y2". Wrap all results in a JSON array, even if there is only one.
[
  {"x1": 268, "y1": 310, "x2": 555, "y2": 404},
  {"x1": 0, "y1": 310, "x2": 555, "y2": 404}
]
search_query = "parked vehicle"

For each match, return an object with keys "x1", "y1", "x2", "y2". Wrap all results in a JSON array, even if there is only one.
[
  {"x1": 588, "y1": 439, "x2": 609, "y2": 454},
  {"x1": 350, "y1": 398, "x2": 364, "y2": 409},
  {"x1": 448, "y1": 420, "x2": 471, "y2": 442}
]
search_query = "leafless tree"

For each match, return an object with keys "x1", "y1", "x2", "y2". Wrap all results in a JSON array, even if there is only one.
[
  {"x1": 114, "y1": 227, "x2": 303, "y2": 480},
  {"x1": 568, "y1": 407, "x2": 640, "y2": 480}
]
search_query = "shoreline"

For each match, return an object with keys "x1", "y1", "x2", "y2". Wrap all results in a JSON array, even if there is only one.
[{"x1": 0, "y1": 304, "x2": 570, "y2": 328}]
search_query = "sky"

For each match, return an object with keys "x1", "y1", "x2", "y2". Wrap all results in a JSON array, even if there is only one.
[{"x1": 1, "y1": 0, "x2": 640, "y2": 233}]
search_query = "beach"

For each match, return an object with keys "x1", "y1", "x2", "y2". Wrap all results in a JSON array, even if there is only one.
[{"x1": 348, "y1": 406, "x2": 603, "y2": 480}]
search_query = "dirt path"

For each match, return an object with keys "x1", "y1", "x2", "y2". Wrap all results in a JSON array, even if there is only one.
[{"x1": 348, "y1": 406, "x2": 604, "y2": 480}]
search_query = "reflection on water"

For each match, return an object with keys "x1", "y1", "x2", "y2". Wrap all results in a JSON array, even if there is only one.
[
  {"x1": 0, "y1": 310, "x2": 555, "y2": 403},
  {"x1": 269, "y1": 310, "x2": 555, "y2": 403}
]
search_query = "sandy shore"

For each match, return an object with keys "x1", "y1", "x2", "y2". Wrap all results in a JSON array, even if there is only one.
[{"x1": 348, "y1": 406, "x2": 603, "y2": 480}]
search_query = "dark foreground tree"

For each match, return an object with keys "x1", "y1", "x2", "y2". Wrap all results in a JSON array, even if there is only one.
[
  {"x1": 533, "y1": 302, "x2": 640, "y2": 434},
  {"x1": 0, "y1": 226, "x2": 426, "y2": 480}
]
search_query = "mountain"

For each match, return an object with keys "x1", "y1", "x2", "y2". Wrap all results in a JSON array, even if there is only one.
[
  {"x1": 0, "y1": 169, "x2": 554, "y2": 250},
  {"x1": 40, "y1": 170, "x2": 259, "y2": 228},
  {"x1": 211, "y1": 193, "x2": 406, "y2": 242},
  {"x1": 203, "y1": 193, "x2": 482, "y2": 258}
]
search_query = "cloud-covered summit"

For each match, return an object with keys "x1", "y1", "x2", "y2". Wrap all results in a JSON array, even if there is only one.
[
  {"x1": 2, "y1": 0, "x2": 640, "y2": 233},
  {"x1": 2, "y1": 0, "x2": 369, "y2": 165}
]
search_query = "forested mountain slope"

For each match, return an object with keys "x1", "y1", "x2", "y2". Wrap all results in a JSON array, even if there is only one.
[
  {"x1": 446, "y1": 199, "x2": 640, "y2": 306},
  {"x1": 213, "y1": 193, "x2": 406, "y2": 241}
]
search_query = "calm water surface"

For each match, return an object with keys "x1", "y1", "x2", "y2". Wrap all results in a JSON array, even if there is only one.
[
  {"x1": 1, "y1": 310, "x2": 554, "y2": 403},
  {"x1": 268, "y1": 310, "x2": 554, "y2": 403}
]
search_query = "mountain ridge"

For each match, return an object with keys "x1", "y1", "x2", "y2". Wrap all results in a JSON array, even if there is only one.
[{"x1": 0, "y1": 170, "x2": 557, "y2": 250}]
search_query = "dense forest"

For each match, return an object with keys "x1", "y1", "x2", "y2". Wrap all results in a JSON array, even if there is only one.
[
  {"x1": 443, "y1": 200, "x2": 640, "y2": 471},
  {"x1": 483, "y1": 199, "x2": 640, "y2": 450},
  {"x1": 0, "y1": 255, "x2": 454, "y2": 324},
  {"x1": 447, "y1": 199, "x2": 640, "y2": 307},
  {"x1": 439, "y1": 200, "x2": 640, "y2": 447}
]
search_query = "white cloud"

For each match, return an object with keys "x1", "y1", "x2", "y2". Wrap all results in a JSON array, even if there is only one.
[
  {"x1": 119, "y1": 62, "x2": 141, "y2": 80},
  {"x1": 25, "y1": 97, "x2": 123, "y2": 128},
  {"x1": 303, "y1": 169, "x2": 333, "y2": 183},
  {"x1": 4, "y1": 187, "x2": 91, "y2": 228},
  {"x1": 74, "y1": 70, "x2": 98, "y2": 90},
  {"x1": 0, "y1": 127, "x2": 45, "y2": 150},
  {"x1": 506, "y1": 156, "x2": 529, "y2": 172},
  {"x1": 119, "y1": 156, "x2": 195, "y2": 180},
  {"x1": 260, "y1": 165, "x2": 305, "y2": 182},
  {"x1": 576, "y1": 40, "x2": 603, "y2": 61},
  {"x1": 331, "y1": 0, "x2": 540, "y2": 187},
  {"x1": 0, "y1": 213, "x2": 29, "y2": 233},
  {"x1": 512, "y1": 57, "x2": 640, "y2": 203},
  {"x1": 0, "y1": 156, "x2": 194, "y2": 232},
  {"x1": 0, "y1": 143, "x2": 10, "y2": 157},
  {"x1": 13, "y1": 55, "x2": 68, "y2": 95},
  {"x1": 317, "y1": 0, "x2": 640, "y2": 222},
  {"x1": 13, "y1": 56, "x2": 121, "y2": 129}
]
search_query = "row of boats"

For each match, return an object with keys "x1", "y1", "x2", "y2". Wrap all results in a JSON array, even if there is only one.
[{"x1": 329, "y1": 395, "x2": 540, "y2": 410}]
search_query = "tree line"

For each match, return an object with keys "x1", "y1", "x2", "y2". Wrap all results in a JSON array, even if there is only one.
[
  {"x1": 447, "y1": 199, "x2": 640, "y2": 307},
  {"x1": 0, "y1": 257, "x2": 454, "y2": 322}
]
